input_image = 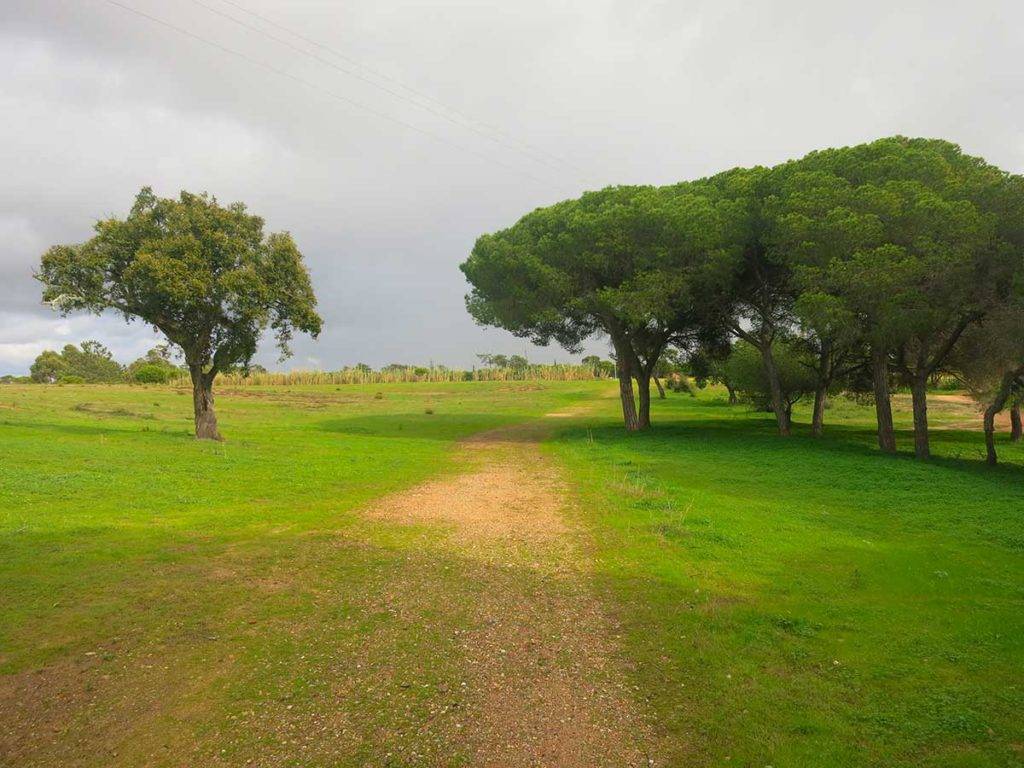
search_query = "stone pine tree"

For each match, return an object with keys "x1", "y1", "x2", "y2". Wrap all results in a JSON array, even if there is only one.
[
  {"x1": 700, "y1": 165, "x2": 803, "y2": 437},
  {"x1": 37, "y1": 188, "x2": 322, "y2": 440},
  {"x1": 774, "y1": 137, "x2": 1009, "y2": 458},
  {"x1": 461, "y1": 184, "x2": 740, "y2": 431}
]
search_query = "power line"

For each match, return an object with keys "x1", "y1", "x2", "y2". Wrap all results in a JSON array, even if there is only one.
[
  {"x1": 187, "y1": 0, "x2": 591, "y2": 182},
  {"x1": 102, "y1": 0, "x2": 572, "y2": 191},
  {"x1": 213, "y1": 0, "x2": 594, "y2": 180}
]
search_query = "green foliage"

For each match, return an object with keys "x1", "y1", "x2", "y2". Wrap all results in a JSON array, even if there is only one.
[
  {"x1": 725, "y1": 339, "x2": 817, "y2": 413},
  {"x1": 462, "y1": 183, "x2": 743, "y2": 428},
  {"x1": 29, "y1": 350, "x2": 66, "y2": 384},
  {"x1": 131, "y1": 364, "x2": 172, "y2": 384},
  {"x1": 773, "y1": 137, "x2": 1008, "y2": 354},
  {"x1": 461, "y1": 184, "x2": 743, "y2": 355},
  {"x1": 126, "y1": 345, "x2": 182, "y2": 384},
  {"x1": 37, "y1": 187, "x2": 322, "y2": 376},
  {"x1": 30, "y1": 341, "x2": 124, "y2": 384}
]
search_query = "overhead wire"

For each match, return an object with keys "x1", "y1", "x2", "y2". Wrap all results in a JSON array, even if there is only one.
[
  {"x1": 213, "y1": 0, "x2": 594, "y2": 179},
  {"x1": 102, "y1": 0, "x2": 577, "y2": 192},
  {"x1": 187, "y1": 0, "x2": 593, "y2": 183}
]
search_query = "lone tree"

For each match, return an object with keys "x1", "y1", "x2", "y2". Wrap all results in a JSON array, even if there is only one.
[
  {"x1": 461, "y1": 184, "x2": 740, "y2": 431},
  {"x1": 37, "y1": 188, "x2": 322, "y2": 440}
]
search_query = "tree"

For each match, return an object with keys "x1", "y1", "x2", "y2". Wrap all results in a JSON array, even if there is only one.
[
  {"x1": 791, "y1": 293, "x2": 866, "y2": 437},
  {"x1": 476, "y1": 353, "x2": 509, "y2": 368},
  {"x1": 127, "y1": 344, "x2": 182, "y2": 384},
  {"x1": 581, "y1": 354, "x2": 602, "y2": 377},
  {"x1": 30, "y1": 341, "x2": 124, "y2": 383},
  {"x1": 774, "y1": 137, "x2": 1010, "y2": 457},
  {"x1": 508, "y1": 354, "x2": 530, "y2": 372},
  {"x1": 652, "y1": 348, "x2": 687, "y2": 398},
  {"x1": 699, "y1": 166, "x2": 800, "y2": 435},
  {"x1": 37, "y1": 188, "x2": 322, "y2": 439},
  {"x1": 951, "y1": 305, "x2": 1024, "y2": 465},
  {"x1": 725, "y1": 339, "x2": 817, "y2": 423},
  {"x1": 461, "y1": 184, "x2": 742, "y2": 431},
  {"x1": 29, "y1": 350, "x2": 67, "y2": 383},
  {"x1": 581, "y1": 355, "x2": 614, "y2": 378},
  {"x1": 689, "y1": 344, "x2": 739, "y2": 404}
]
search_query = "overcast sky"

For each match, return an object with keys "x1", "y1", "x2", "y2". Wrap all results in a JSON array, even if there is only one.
[{"x1": 2, "y1": 0, "x2": 1023, "y2": 373}]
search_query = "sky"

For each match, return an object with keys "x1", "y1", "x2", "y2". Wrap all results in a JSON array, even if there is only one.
[{"x1": 2, "y1": 0, "x2": 1023, "y2": 374}]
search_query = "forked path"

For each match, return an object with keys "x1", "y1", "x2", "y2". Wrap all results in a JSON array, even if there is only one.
[{"x1": 365, "y1": 413, "x2": 656, "y2": 767}]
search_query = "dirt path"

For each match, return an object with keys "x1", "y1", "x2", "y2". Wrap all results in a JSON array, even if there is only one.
[{"x1": 365, "y1": 415, "x2": 656, "y2": 767}]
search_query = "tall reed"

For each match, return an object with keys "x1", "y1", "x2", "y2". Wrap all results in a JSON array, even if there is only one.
[{"x1": 169, "y1": 364, "x2": 605, "y2": 387}]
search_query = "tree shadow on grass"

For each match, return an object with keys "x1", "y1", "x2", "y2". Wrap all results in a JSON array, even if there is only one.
[
  {"x1": 317, "y1": 412, "x2": 534, "y2": 442},
  {"x1": 0, "y1": 419, "x2": 192, "y2": 440},
  {"x1": 561, "y1": 414, "x2": 1024, "y2": 489}
]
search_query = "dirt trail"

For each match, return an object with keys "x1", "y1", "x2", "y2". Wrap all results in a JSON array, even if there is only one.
[
  {"x1": 925, "y1": 394, "x2": 1011, "y2": 431},
  {"x1": 365, "y1": 414, "x2": 655, "y2": 767}
]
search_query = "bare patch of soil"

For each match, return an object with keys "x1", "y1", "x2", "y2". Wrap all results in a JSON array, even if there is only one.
[{"x1": 928, "y1": 394, "x2": 1011, "y2": 431}]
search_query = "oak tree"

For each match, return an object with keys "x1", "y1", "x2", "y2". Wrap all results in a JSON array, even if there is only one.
[{"x1": 38, "y1": 188, "x2": 322, "y2": 439}]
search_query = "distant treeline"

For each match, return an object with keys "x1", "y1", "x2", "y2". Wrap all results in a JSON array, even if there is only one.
[
  {"x1": 196, "y1": 363, "x2": 600, "y2": 386},
  {"x1": 20, "y1": 342, "x2": 182, "y2": 385},
  {"x1": 11, "y1": 344, "x2": 613, "y2": 386}
]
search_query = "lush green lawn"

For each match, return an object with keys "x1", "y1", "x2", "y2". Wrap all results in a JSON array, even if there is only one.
[
  {"x1": 552, "y1": 388, "x2": 1024, "y2": 767},
  {"x1": 1, "y1": 380, "x2": 1021, "y2": 766},
  {"x1": 0, "y1": 380, "x2": 597, "y2": 765}
]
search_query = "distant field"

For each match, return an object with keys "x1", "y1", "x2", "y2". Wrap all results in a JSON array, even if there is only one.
[{"x1": 1, "y1": 381, "x2": 1022, "y2": 766}]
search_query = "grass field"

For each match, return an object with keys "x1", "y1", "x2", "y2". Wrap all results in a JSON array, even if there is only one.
[{"x1": 1, "y1": 381, "x2": 1022, "y2": 766}]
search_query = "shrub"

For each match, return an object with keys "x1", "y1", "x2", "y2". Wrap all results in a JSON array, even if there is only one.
[
  {"x1": 725, "y1": 340, "x2": 816, "y2": 415},
  {"x1": 132, "y1": 364, "x2": 173, "y2": 384}
]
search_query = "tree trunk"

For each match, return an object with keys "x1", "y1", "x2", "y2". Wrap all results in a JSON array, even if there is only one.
[
  {"x1": 1011, "y1": 405, "x2": 1022, "y2": 443},
  {"x1": 811, "y1": 386, "x2": 827, "y2": 437},
  {"x1": 909, "y1": 375, "x2": 930, "y2": 460},
  {"x1": 758, "y1": 342, "x2": 791, "y2": 436},
  {"x1": 984, "y1": 405, "x2": 999, "y2": 466},
  {"x1": 984, "y1": 371, "x2": 1018, "y2": 466},
  {"x1": 636, "y1": 370, "x2": 652, "y2": 430},
  {"x1": 810, "y1": 343, "x2": 833, "y2": 438},
  {"x1": 189, "y1": 364, "x2": 222, "y2": 441},
  {"x1": 871, "y1": 346, "x2": 896, "y2": 454},
  {"x1": 653, "y1": 375, "x2": 666, "y2": 399},
  {"x1": 616, "y1": 360, "x2": 640, "y2": 432},
  {"x1": 726, "y1": 385, "x2": 737, "y2": 405}
]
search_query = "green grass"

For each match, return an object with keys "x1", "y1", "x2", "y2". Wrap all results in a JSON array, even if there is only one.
[
  {"x1": 1, "y1": 380, "x2": 1022, "y2": 766},
  {"x1": 0, "y1": 380, "x2": 596, "y2": 765},
  {"x1": 552, "y1": 389, "x2": 1024, "y2": 767}
]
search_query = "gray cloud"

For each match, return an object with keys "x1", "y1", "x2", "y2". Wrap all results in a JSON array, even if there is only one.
[{"x1": 2, "y1": 0, "x2": 1023, "y2": 373}]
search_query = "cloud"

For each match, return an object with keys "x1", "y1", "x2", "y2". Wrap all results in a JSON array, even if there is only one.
[{"x1": 1, "y1": 0, "x2": 1023, "y2": 374}]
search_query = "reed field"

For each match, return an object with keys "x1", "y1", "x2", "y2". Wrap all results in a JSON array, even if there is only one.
[{"x1": 171, "y1": 363, "x2": 604, "y2": 388}]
